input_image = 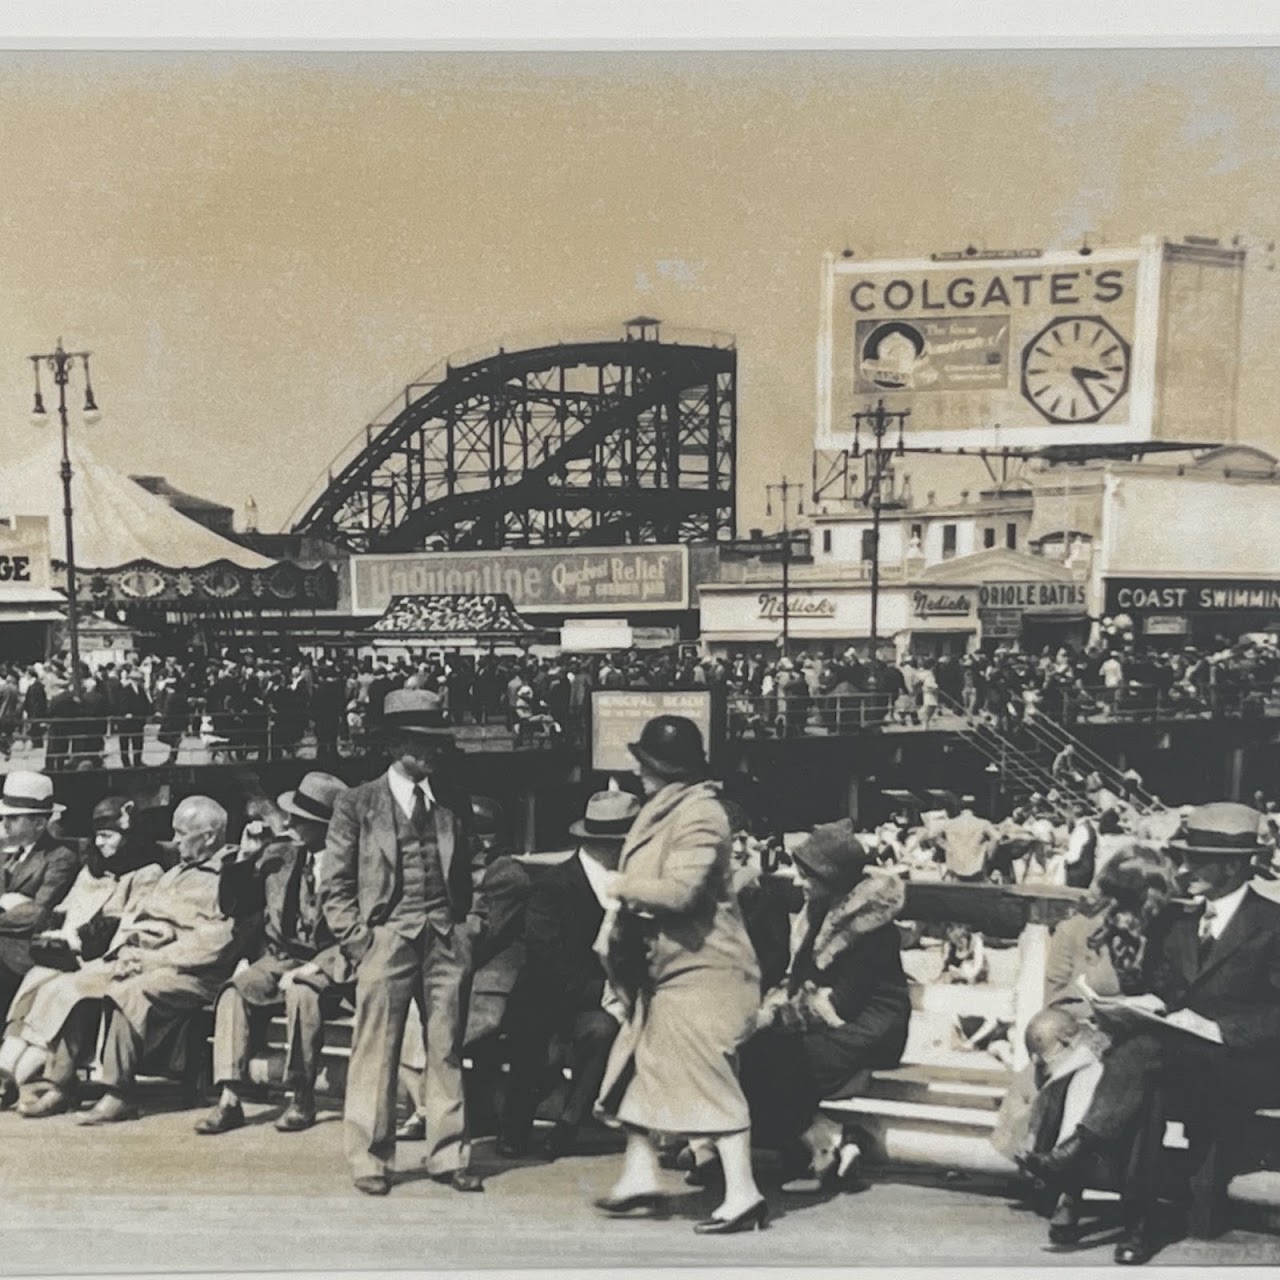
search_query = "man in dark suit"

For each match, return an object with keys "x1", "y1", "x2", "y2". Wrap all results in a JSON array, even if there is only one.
[
  {"x1": 0, "y1": 771, "x2": 80, "y2": 1019},
  {"x1": 320, "y1": 689, "x2": 482, "y2": 1197},
  {"x1": 195, "y1": 771, "x2": 351, "y2": 1137},
  {"x1": 1024, "y1": 802, "x2": 1280, "y2": 1264},
  {"x1": 496, "y1": 788, "x2": 639, "y2": 1160}
]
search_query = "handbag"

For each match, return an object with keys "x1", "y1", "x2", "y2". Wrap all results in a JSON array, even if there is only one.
[{"x1": 29, "y1": 933, "x2": 82, "y2": 972}]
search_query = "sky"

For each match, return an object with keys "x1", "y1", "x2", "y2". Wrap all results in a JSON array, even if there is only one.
[{"x1": 1, "y1": 46, "x2": 1279, "y2": 537}]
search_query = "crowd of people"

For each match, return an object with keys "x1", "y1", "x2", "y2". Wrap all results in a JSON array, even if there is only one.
[
  {"x1": 0, "y1": 632, "x2": 1277, "y2": 771},
  {"x1": 0, "y1": 684, "x2": 1277, "y2": 1261}
]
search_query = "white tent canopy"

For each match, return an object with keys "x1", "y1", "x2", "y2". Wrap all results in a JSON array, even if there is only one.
[{"x1": 1, "y1": 430, "x2": 271, "y2": 571}]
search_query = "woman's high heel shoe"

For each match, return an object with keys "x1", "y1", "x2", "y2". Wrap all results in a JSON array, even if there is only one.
[
  {"x1": 693, "y1": 1198, "x2": 770, "y2": 1234},
  {"x1": 593, "y1": 1192, "x2": 671, "y2": 1219}
]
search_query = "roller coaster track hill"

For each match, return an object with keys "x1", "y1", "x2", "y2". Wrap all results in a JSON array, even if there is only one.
[{"x1": 290, "y1": 321, "x2": 738, "y2": 553}]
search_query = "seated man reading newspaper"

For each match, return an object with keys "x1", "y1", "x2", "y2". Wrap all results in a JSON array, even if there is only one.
[{"x1": 1020, "y1": 802, "x2": 1280, "y2": 1266}]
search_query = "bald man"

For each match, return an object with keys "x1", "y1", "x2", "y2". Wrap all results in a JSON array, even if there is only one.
[{"x1": 28, "y1": 796, "x2": 249, "y2": 1123}]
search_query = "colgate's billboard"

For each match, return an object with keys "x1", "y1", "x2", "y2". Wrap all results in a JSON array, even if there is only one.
[{"x1": 818, "y1": 246, "x2": 1157, "y2": 451}]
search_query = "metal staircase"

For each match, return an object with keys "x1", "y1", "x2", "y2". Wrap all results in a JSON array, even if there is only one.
[{"x1": 936, "y1": 691, "x2": 1163, "y2": 816}]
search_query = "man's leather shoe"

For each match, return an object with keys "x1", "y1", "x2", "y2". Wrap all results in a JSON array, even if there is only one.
[
  {"x1": 354, "y1": 1175, "x2": 391, "y2": 1196},
  {"x1": 194, "y1": 1101, "x2": 245, "y2": 1135},
  {"x1": 1114, "y1": 1222, "x2": 1158, "y2": 1265},
  {"x1": 275, "y1": 1097, "x2": 316, "y2": 1133},
  {"x1": 538, "y1": 1124, "x2": 576, "y2": 1160},
  {"x1": 1022, "y1": 1129, "x2": 1099, "y2": 1186},
  {"x1": 18, "y1": 1085, "x2": 73, "y2": 1119},
  {"x1": 1047, "y1": 1191, "x2": 1081, "y2": 1245},
  {"x1": 396, "y1": 1115, "x2": 426, "y2": 1142},
  {"x1": 75, "y1": 1093, "x2": 140, "y2": 1126},
  {"x1": 432, "y1": 1169, "x2": 484, "y2": 1193}
]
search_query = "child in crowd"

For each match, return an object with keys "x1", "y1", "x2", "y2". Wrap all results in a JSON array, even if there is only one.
[{"x1": 939, "y1": 923, "x2": 989, "y2": 985}]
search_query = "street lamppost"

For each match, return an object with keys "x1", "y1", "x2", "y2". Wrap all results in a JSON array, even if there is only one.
[
  {"x1": 29, "y1": 340, "x2": 101, "y2": 694},
  {"x1": 765, "y1": 476, "x2": 805, "y2": 657},
  {"x1": 851, "y1": 399, "x2": 909, "y2": 660}
]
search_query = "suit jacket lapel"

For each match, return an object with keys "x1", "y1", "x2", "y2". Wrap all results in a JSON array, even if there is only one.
[
  {"x1": 1193, "y1": 889, "x2": 1263, "y2": 985},
  {"x1": 567, "y1": 852, "x2": 604, "y2": 931},
  {"x1": 7, "y1": 834, "x2": 51, "y2": 895},
  {"x1": 370, "y1": 779, "x2": 398, "y2": 869}
]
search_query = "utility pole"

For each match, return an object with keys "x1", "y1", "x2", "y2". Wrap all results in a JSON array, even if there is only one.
[
  {"x1": 851, "y1": 399, "x2": 909, "y2": 660},
  {"x1": 765, "y1": 476, "x2": 805, "y2": 657}
]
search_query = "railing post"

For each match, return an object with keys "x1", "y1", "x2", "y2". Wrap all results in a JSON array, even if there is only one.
[{"x1": 1013, "y1": 905, "x2": 1051, "y2": 1071}]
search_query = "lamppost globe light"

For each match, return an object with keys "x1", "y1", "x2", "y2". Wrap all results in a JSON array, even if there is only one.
[
  {"x1": 30, "y1": 406, "x2": 48, "y2": 427},
  {"x1": 82, "y1": 408, "x2": 101, "y2": 426}
]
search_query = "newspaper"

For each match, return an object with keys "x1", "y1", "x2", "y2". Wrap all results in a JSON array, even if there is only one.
[{"x1": 1077, "y1": 978, "x2": 1224, "y2": 1043}]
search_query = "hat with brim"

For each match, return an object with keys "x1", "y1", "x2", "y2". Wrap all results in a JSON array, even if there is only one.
[
  {"x1": 792, "y1": 819, "x2": 871, "y2": 897},
  {"x1": 0, "y1": 770, "x2": 65, "y2": 819},
  {"x1": 1167, "y1": 802, "x2": 1266, "y2": 858},
  {"x1": 380, "y1": 689, "x2": 455, "y2": 742},
  {"x1": 628, "y1": 714, "x2": 708, "y2": 782},
  {"x1": 92, "y1": 796, "x2": 133, "y2": 833},
  {"x1": 277, "y1": 772, "x2": 348, "y2": 825},
  {"x1": 568, "y1": 788, "x2": 642, "y2": 843}
]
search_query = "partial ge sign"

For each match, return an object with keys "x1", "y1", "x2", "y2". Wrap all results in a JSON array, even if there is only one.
[{"x1": 0, "y1": 555, "x2": 33, "y2": 582}]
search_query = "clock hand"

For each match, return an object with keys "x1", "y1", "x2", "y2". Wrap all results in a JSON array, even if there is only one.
[
  {"x1": 1069, "y1": 365, "x2": 1108, "y2": 382},
  {"x1": 1070, "y1": 366, "x2": 1103, "y2": 413}
]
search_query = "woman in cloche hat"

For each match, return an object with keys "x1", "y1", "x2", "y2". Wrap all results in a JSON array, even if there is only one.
[
  {"x1": 592, "y1": 715, "x2": 768, "y2": 1235},
  {"x1": 737, "y1": 818, "x2": 909, "y2": 1194},
  {"x1": 0, "y1": 795, "x2": 165, "y2": 1110}
]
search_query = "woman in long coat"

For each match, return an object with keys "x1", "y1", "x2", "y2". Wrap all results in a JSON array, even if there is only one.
[
  {"x1": 0, "y1": 797, "x2": 163, "y2": 1106},
  {"x1": 594, "y1": 715, "x2": 767, "y2": 1235}
]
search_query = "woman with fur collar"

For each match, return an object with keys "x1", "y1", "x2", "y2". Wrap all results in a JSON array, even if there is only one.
[{"x1": 738, "y1": 819, "x2": 910, "y2": 1191}]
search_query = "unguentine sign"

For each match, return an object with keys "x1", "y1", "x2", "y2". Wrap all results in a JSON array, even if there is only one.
[{"x1": 352, "y1": 545, "x2": 689, "y2": 615}]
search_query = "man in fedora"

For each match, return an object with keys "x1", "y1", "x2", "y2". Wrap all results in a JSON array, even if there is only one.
[
  {"x1": 1023, "y1": 802, "x2": 1280, "y2": 1264},
  {"x1": 195, "y1": 771, "x2": 351, "y2": 1137},
  {"x1": 0, "y1": 771, "x2": 79, "y2": 1020},
  {"x1": 496, "y1": 786, "x2": 639, "y2": 1161},
  {"x1": 320, "y1": 688, "x2": 483, "y2": 1196}
]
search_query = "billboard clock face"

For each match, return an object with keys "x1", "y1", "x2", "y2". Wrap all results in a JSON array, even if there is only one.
[{"x1": 1020, "y1": 315, "x2": 1131, "y2": 424}]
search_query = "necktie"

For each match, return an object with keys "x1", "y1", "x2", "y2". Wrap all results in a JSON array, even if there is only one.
[
  {"x1": 411, "y1": 784, "x2": 429, "y2": 838},
  {"x1": 1198, "y1": 900, "x2": 1217, "y2": 966}
]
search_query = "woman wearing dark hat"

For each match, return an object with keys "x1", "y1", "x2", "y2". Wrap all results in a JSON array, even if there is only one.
[
  {"x1": 737, "y1": 818, "x2": 910, "y2": 1192},
  {"x1": 0, "y1": 796, "x2": 164, "y2": 1109},
  {"x1": 593, "y1": 715, "x2": 768, "y2": 1234}
]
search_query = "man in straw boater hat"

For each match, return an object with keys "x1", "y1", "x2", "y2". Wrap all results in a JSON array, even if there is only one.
[
  {"x1": 195, "y1": 771, "x2": 351, "y2": 1138},
  {"x1": 1022, "y1": 802, "x2": 1280, "y2": 1265},
  {"x1": 0, "y1": 771, "x2": 79, "y2": 1021},
  {"x1": 497, "y1": 784, "x2": 641, "y2": 1161},
  {"x1": 319, "y1": 689, "x2": 483, "y2": 1196}
]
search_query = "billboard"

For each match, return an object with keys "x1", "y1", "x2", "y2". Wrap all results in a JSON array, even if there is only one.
[
  {"x1": 0, "y1": 517, "x2": 53, "y2": 593},
  {"x1": 590, "y1": 690, "x2": 713, "y2": 774},
  {"x1": 351, "y1": 545, "x2": 689, "y2": 617},
  {"x1": 817, "y1": 245, "x2": 1162, "y2": 450}
]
